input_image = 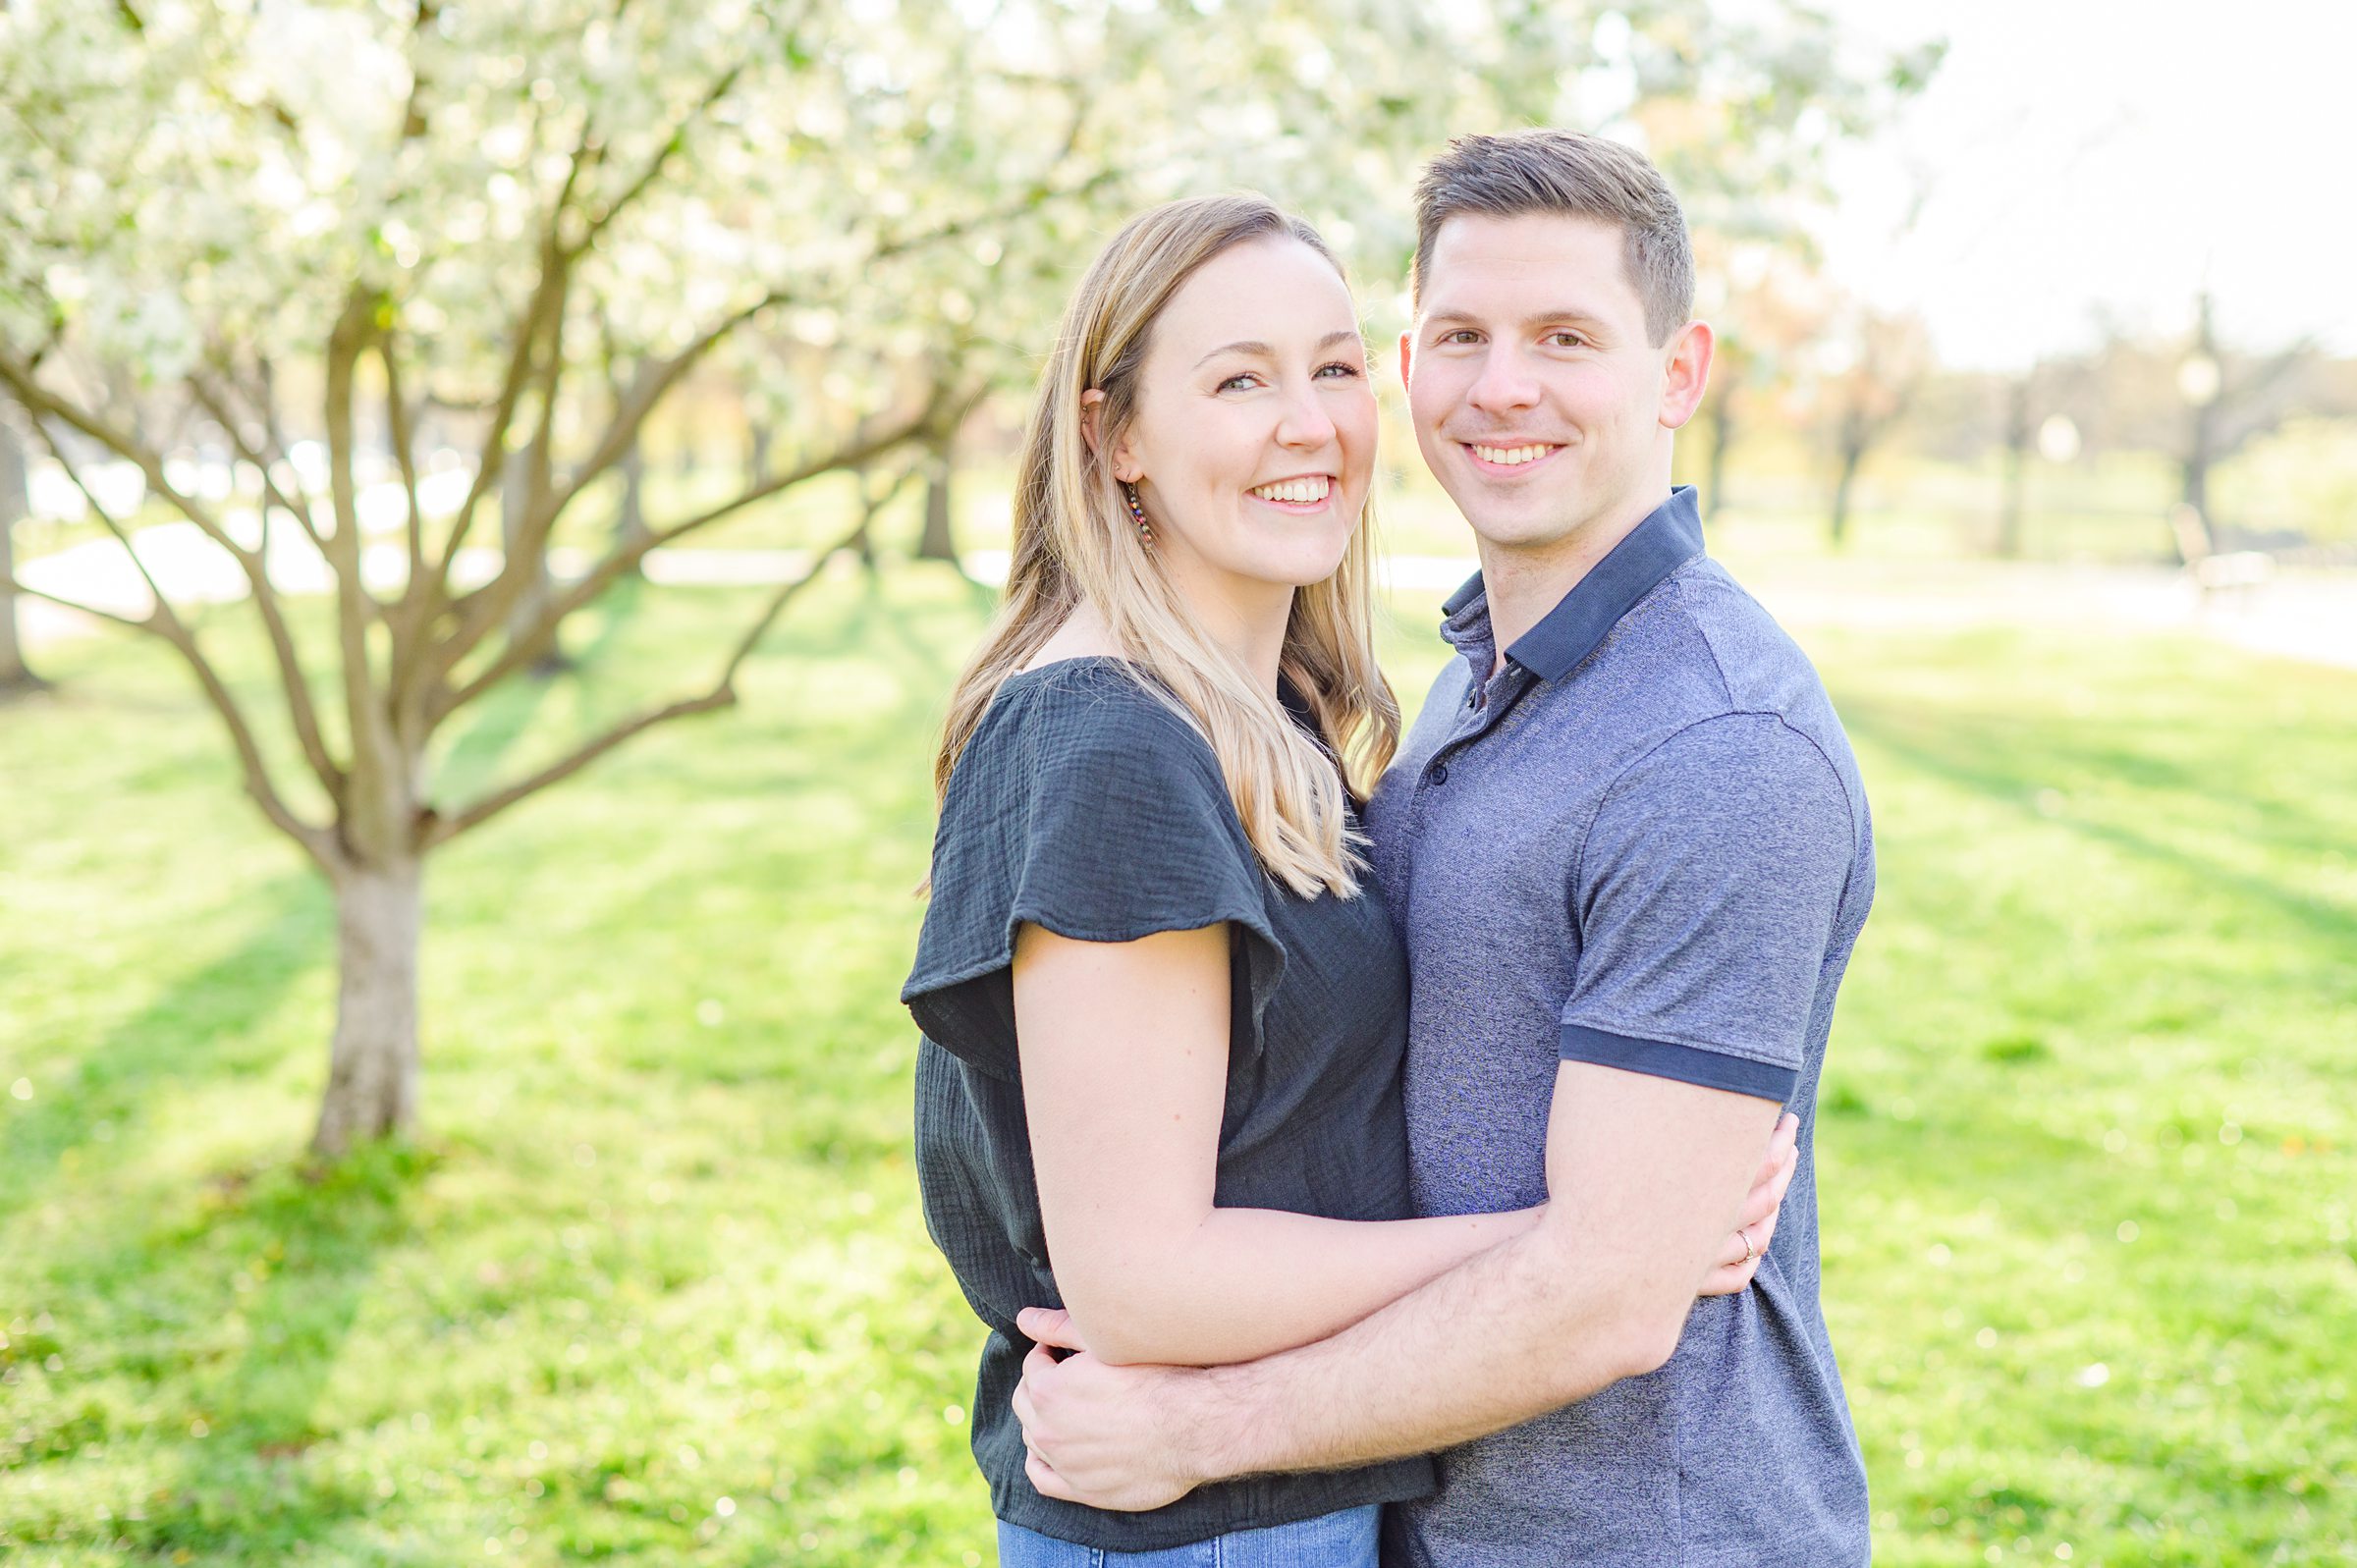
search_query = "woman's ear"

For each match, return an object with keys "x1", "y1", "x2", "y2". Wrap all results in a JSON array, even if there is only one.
[{"x1": 1078, "y1": 388, "x2": 1140, "y2": 483}]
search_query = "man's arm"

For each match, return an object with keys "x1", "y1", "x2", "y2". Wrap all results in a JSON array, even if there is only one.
[
  {"x1": 1014, "y1": 1062, "x2": 1779, "y2": 1506},
  {"x1": 1014, "y1": 712, "x2": 1851, "y2": 1508}
]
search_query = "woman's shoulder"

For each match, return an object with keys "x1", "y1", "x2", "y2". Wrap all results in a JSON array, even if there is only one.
[{"x1": 973, "y1": 657, "x2": 1215, "y2": 776}]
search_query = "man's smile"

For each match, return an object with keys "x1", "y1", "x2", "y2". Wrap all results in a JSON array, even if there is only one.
[{"x1": 1460, "y1": 441, "x2": 1566, "y2": 474}]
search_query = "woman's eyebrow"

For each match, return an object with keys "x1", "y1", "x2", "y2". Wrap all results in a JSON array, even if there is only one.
[{"x1": 1192, "y1": 329, "x2": 1364, "y2": 370}]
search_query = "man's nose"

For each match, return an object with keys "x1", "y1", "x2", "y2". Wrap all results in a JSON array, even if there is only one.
[{"x1": 1466, "y1": 348, "x2": 1541, "y2": 415}]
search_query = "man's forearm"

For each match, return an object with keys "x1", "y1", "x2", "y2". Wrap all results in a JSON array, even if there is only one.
[{"x1": 1179, "y1": 1212, "x2": 1678, "y2": 1479}]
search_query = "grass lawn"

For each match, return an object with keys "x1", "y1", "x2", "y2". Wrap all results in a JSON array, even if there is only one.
[{"x1": 2, "y1": 560, "x2": 2352, "y2": 1565}]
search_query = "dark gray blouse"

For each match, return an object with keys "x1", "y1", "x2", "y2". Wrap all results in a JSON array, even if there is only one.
[{"x1": 903, "y1": 658, "x2": 1433, "y2": 1549}]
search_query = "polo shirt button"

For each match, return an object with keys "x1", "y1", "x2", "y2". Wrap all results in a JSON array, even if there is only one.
[{"x1": 1429, "y1": 762, "x2": 1450, "y2": 785}]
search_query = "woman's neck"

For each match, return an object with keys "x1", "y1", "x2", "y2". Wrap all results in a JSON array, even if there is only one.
[
  {"x1": 1028, "y1": 582, "x2": 1290, "y2": 692},
  {"x1": 1156, "y1": 554, "x2": 1291, "y2": 691}
]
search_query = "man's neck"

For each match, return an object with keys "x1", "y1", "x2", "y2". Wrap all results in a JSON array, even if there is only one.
[{"x1": 1475, "y1": 487, "x2": 1673, "y2": 673}]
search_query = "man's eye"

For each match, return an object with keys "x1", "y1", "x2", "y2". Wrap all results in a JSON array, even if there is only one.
[
  {"x1": 1443, "y1": 330, "x2": 1480, "y2": 346},
  {"x1": 1548, "y1": 331, "x2": 1586, "y2": 349}
]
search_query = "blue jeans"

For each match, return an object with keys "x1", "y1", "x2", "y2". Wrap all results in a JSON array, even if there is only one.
[{"x1": 996, "y1": 1505, "x2": 1380, "y2": 1567}]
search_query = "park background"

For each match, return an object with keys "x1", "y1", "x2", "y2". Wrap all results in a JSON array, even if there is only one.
[{"x1": 2, "y1": 1, "x2": 2352, "y2": 1564}]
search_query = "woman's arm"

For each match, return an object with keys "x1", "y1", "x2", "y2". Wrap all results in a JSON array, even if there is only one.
[{"x1": 1014, "y1": 920, "x2": 1540, "y2": 1369}]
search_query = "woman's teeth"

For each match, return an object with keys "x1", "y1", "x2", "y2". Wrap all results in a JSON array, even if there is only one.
[
  {"x1": 1250, "y1": 477, "x2": 1331, "y2": 503},
  {"x1": 1471, "y1": 444, "x2": 1555, "y2": 465}
]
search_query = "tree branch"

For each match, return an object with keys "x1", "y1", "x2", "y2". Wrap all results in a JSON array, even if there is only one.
[
  {"x1": 423, "y1": 511, "x2": 872, "y2": 850},
  {"x1": 10, "y1": 576, "x2": 158, "y2": 635},
  {"x1": 571, "y1": 62, "x2": 746, "y2": 249},
  {"x1": 433, "y1": 402, "x2": 934, "y2": 721},
  {"x1": 189, "y1": 368, "x2": 325, "y2": 553},
  {"x1": 425, "y1": 233, "x2": 576, "y2": 603},
  {"x1": 21, "y1": 418, "x2": 333, "y2": 872},
  {"x1": 6, "y1": 353, "x2": 348, "y2": 802},
  {"x1": 422, "y1": 689, "x2": 735, "y2": 847}
]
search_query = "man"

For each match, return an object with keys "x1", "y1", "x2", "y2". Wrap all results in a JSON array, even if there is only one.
[{"x1": 1014, "y1": 130, "x2": 1876, "y2": 1566}]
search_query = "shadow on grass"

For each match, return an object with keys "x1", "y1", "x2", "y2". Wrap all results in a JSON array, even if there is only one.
[
  {"x1": 0, "y1": 874, "x2": 329, "y2": 1235},
  {"x1": 1842, "y1": 701, "x2": 2357, "y2": 951},
  {"x1": 106, "y1": 1145, "x2": 432, "y2": 1560}
]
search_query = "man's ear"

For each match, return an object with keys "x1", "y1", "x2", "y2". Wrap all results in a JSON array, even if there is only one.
[
  {"x1": 1659, "y1": 319, "x2": 1715, "y2": 432},
  {"x1": 1397, "y1": 329, "x2": 1413, "y2": 390}
]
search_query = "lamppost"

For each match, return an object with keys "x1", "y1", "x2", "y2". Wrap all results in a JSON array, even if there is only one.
[{"x1": 2176, "y1": 293, "x2": 2224, "y2": 561}]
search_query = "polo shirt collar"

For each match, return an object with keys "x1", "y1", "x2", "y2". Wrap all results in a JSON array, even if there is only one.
[{"x1": 1441, "y1": 486, "x2": 1706, "y2": 682}]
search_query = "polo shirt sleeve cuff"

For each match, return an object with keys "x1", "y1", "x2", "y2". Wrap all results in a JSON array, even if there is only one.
[{"x1": 1559, "y1": 1022, "x2": 1797, "y2": 1104}]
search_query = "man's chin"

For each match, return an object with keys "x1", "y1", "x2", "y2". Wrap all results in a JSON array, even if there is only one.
[{"x1": 1459, "y1": 502, "x2": 1578, "y2": 554}]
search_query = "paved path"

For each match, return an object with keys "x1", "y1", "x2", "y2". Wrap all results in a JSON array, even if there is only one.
[{"x1": 16, "y1": 528, "x2": 2357, "y2": 673}]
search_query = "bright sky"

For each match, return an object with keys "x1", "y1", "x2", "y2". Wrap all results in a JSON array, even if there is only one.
[{"x1": 1808, "y1": 0, "x2": 2357, "y2": 369}]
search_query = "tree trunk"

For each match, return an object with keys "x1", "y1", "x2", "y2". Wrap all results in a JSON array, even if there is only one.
[
  {"x1": 2179, "y1": 406, "x2": 2219, "y2": 559},
  {"x1": 614, "y1": 438, "x2": 650, "y2": 577},
  {"x1": 0, "y1": 417, "x2": 38, "y2": 693},
  {"x1": 746, "y1": 421, "x2": 774, "y2": 490},
  {"x1": 502, "y1": 449, "x2": 570, "y2": 676},
  {"x1": 1704, "y1": 381, "x2": 1735, "y2": 522},
  {"x1": 311, "y1": 857, "x2": 424, "y2": 1157},
  {"x1": 1998, "y1": 376, "x2": 2032, "y2": 559},
  {"x1": 916, "y1": 422, "x2": 959, "y2": 562},
  {"x1": 1829, "y1": 436, "x2": 1863, "y2": 549}
]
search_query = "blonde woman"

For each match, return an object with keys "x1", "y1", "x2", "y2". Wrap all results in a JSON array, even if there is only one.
[{"x1": 902, "y1": 195, "x2": 1793, "y2": 1566}]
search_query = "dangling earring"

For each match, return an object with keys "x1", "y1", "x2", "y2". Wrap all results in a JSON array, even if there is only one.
[{"x1": 1124, "y1": 482, "x2": 1154, "y2": 549}]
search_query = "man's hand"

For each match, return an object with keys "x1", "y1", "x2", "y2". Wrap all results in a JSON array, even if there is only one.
[{"x1": 1010, "y1": 1309, "x2": 1207, "y2": 1511}]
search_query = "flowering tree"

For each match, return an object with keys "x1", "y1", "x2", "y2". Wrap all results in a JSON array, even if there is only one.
[{"x1": 0, "y1": 0, "x2": 1923, "y2": 1158}]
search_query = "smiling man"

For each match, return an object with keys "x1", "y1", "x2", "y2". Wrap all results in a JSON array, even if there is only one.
[{"x1": 1013, "y1": 131, "x2": 1877, "y2": 1566}]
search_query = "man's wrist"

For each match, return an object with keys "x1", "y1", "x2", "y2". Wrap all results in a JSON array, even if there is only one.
[{"x1": 1173, "y1": 1361, "x2": 1266, "y2": 1485}]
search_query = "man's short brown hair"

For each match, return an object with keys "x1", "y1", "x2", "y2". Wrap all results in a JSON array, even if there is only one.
[{"x1": 1412, "y1": 130, "x2": 1694, "y2": 347}]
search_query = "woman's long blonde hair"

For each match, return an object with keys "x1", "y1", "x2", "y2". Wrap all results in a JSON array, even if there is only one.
[{"x1": 935, "y1": 194, "x2": 1398, "y2": 898}]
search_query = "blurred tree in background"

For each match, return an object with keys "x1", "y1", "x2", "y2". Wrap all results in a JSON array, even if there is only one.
[{"x1": 0, "y1": 0, "x2": 1924, "y2": 1158}]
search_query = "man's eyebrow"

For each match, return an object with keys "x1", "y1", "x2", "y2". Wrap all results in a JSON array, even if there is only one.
[
  {"x1": 1192, "y1": 330, "x2": 1364, "y2": 369},
  {"x1": 1421, "y1": 307, "x2": 1610, "y2": 330}
]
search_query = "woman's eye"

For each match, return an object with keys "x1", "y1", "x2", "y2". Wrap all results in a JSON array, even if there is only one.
[
  {"x1": 1217, "y1": 373, "x2": 1259, "y2": 393},
  {"x1": 1314, "y1": 361, "x2": 1362, "y2": 380}
]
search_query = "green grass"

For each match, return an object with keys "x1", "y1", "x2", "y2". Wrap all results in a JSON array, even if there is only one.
[{"x1": 3, "y1": 560, "x2": 2353, "y2": 1565}]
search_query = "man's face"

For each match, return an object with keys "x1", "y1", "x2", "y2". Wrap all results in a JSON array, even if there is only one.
[{"x1": 1403, "y1": 212, "x2": 1703, "y2": 555}]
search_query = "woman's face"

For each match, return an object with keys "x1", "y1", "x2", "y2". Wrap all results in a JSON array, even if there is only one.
[{"x1": 1110, "y1": 237, "x2": 1376, "y2": 619}]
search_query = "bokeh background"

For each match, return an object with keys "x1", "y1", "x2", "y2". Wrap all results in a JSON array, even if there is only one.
[{"x1": 3, "y1": 2, "x2": 2351, "y2": 1565}]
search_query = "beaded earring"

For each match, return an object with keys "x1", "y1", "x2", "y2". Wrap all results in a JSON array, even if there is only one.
[{"x1": 1123, "y1": 482, "x2": 1154, "y2": 548}]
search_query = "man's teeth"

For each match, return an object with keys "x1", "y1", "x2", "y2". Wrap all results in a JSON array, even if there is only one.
[
  {"x1": 1250, "y1": 477, "x2": 1331, "y2": 504},
  {"x1": 1472, "y1": 444, "x2": 1555, "y2": 465}
]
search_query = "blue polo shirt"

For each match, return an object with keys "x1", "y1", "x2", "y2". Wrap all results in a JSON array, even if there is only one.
[{"x1": 1368, "y1": 488, "x2": 1875, "y2": 1568}]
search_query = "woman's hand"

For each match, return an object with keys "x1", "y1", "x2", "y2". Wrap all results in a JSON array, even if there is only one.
[{"x1": 1697, "y1": 1110, "x2": 1799, "y2": 1297}]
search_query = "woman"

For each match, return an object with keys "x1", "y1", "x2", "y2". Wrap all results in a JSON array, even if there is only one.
[{"x1": 902, "y1": 195, "x2": 1793, "y2": 1565}]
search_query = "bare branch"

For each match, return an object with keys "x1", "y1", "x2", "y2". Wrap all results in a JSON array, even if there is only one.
[
  {"x1": 424, "y1": 510, "x2": 873, "y2": 850},
  {"x1": 189, "y1": 369, "x2": 324, "y2": 551},
  {"x1": 538, "y1": 287, "x2": 784, "y2": 528},
  {"x1": 422, "y1": 688, "x2": 734, "y2": 847},
  {"x1": 380, "y1": 335, "x2": 428, "y2": 606},
  {"x1": 21, "y1": 417, "x2": 334, "y2": 872},
  {"x1": 28, "y1": 417, "x2": 179, "y2": 625},
  {"x1": 171, "y1": 374, "x2": 348, "y2": 799},
  {"x1": 571, "y1": 63, "x2": 746, "y2": 249},
  {"x1": 10, "y1": 576, "x2": 159, "y2": 635},
  {"x1": 323, "y1": 290, "x2": 404, "y2": 840},
  {"x1": 433, "y1": 403, "x2": 933, "y2": 720},
  {"x1": 425, "y1": 235, "x2": 576, "y2": 601}
]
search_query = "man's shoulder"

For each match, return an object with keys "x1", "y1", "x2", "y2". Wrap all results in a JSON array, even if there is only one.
[{"x1": 1590, "y1": 561, "x2": 1867, "y2": 817}]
